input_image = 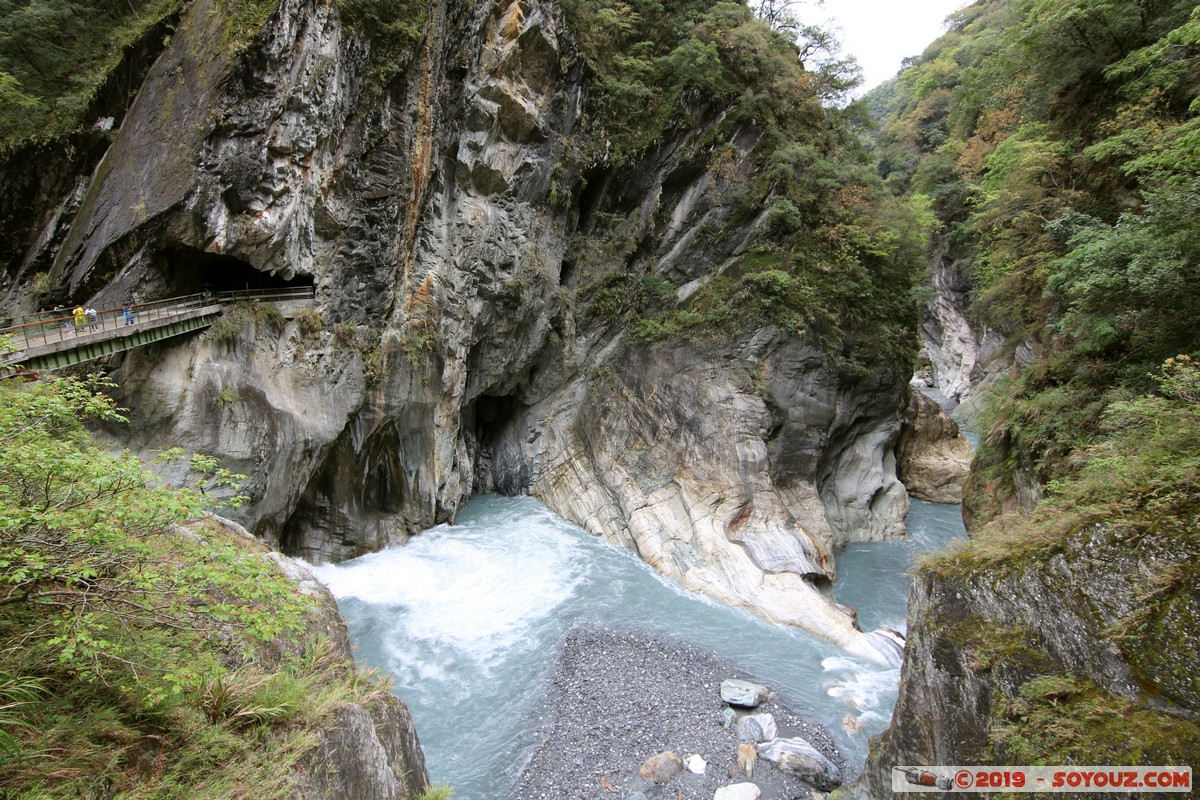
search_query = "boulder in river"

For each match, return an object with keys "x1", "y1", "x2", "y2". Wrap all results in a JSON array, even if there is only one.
[
  {"x1": 757, "y1": 737, "x2": 843, "y2": 790},
  {"x1": 897, "y1": 389, "x2": 974, "y2": 503},
  {"x1": 721, "y1": 679, "x2": 771, "y2": 708}
]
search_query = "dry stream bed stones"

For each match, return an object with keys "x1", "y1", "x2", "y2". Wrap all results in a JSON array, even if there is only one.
[{"x1": 508, "y1": 626, "x2": 848, "y2": 800}]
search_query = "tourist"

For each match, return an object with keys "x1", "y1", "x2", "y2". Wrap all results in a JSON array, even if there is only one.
[
  {"x1": 72, "y1": 305, "x2": 86, "y2": 334},
  {"x1": 123, "y1": 302, "x2": 134, "y2": 325},
  {"x1": 86, "y1": 305, "x2": 98, "y2": 331}
]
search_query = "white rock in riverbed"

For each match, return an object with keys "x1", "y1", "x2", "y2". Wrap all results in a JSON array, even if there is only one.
[
  {"x1": 686, "y1": 753, "x2": 707, "y2": 774},
  {"x1": 714, "y1": 783, "x2": 762, "y2": 800},
  {"x1": 721, "y1": 679, "x2": 770, "y2": 708}
]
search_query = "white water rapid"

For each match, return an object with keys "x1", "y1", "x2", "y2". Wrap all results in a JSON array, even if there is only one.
[{"x1": 310, "y1": 495, "x2": 965, "y2": 799}]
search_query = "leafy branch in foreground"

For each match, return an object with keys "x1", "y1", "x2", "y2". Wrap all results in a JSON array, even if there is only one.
[
  {"x1": 0, "y1": 375, "x2": 307, "y2": 697},
  {"x1": 0, "y1": 374, "x2": 414, "y2": 797}
]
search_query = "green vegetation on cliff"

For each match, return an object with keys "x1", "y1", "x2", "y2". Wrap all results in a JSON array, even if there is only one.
[
  {"x1": 863, "y1": 0, "x2": 1200, "y2": 776},
  {"x1": 0, "y1": 375, "x2": 392, "y2": 798},
  {"x1": 0, "y1": 0, "x2": 287, "y2": 152},
  {"x1": 565, "y1": 1, "x2": 930, "y2": 368},
  {"x1": 0, "y1": 0, "x2": 437, "y2": 152},
  {"x1": 910, "y1": 360, "x2": 1200, "y2": 768},
  {"x1": 870, "y1": 0, "x2": 1200, "y2": 512}
]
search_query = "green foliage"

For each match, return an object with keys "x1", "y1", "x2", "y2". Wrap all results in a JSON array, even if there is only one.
[
  {"x1": 582, "y1": 270, "x2": 635, "y2": 323},
  {"x1": 870, "y1": 0, "x2": 1200, "y2": 521},
  {"x1": 207, "y1": 300, "x2": 284, "y2": 342},
  {"x1": 212, "y1": 386, "x2": 239, "y2": 409},
  {"x1": 221, "y1": 0, "x2": 281, "y2": 53},
  {"x1": 336, "y1": 0, "x2": 427, "y2": 86},
  {"x1": 1045, "y1": 182, "x2": 1200, "y2": 368},
  {"x1": 991, "y1": 673, "x2": 1200, "y2": 766},
  {"x1": 28, "y1": 272, "x2": 51, "y2": 296},
  {"x1": 559, "y1": 0, "x2": 855, "y2": 164},
  {"x1": 870, "y1": 0, "x2": 1199, "y2": 305},
  {"x1": 362, "y1": 335, "x2": 385, "y2": 385},
  {"x1": 0, "y1": 376, "x2": 302, "y2": 692},
  {"x1": 1156, "y1": 354, "x2": 1200, "y2": 403},
  {"x1": 0, "y1": 0, "x2": 284, "y2": 151},
  {"x1": 333, "y1": 322, "x2": 363, "y2": 350},
  {"x1": 939, "y1": 357, "x2": 1200, "y2": 566},
  {"x1": 554, "y1": 0, "x2": 927, "y2": 375},
  {"x1": 0, "y1": 374, "x2": 403, "y2": 797},
  {"x1": 294, "y1": 307, "x2": 323, "y2": 337},
  {"x1": 925, "y1": 359, "x2": 1200, "y2": 769},
  {"x1": 399, "y1": 318, "x2": 438, "y2": 368},
  {"x1": 0, "y1": 673, "x2": 44, "y2": 755},
  {"x1": 419, "y1": 786, "x2": 455, "y2": 800},
  {"x1": 155, "y1": 447, "x2": 251, "y2": 510},
  {"x1": 0, "y1": 0, "x2": 181, "y2": 150}
]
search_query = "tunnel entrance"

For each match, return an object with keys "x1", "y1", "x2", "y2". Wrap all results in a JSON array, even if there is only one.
[
  {"x1": 465, "y1": 392, "x2": 530, "y2": 496},
  {"x1": 162, "y1": 245, "x2": 314, "y2": 295}
]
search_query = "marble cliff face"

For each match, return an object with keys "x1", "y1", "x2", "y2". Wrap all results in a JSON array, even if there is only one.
[{"x1": 0, "y1": 0, "x2": 949, "y2": 664}]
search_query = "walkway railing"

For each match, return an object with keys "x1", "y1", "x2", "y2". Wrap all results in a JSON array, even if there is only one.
[{"x1": 1, "y1": 286, "x2": 315, "y2": 374}]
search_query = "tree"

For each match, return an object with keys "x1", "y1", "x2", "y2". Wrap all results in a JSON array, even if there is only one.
[
  {"x1": 751, "y1": 0, "x2": 861, "y2": 102},
  {"x1": 0, "y1": 375, "x2": 305, "y2": 697}
]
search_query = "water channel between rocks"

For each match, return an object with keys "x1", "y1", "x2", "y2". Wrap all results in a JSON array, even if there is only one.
[{"x1": 310, "y1": 494, "x2": 966, "y2": 799}]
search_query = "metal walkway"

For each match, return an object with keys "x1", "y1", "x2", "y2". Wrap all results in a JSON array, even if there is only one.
[{"x1": 1, "y1": 287, "x2": 315, "y2": 376}]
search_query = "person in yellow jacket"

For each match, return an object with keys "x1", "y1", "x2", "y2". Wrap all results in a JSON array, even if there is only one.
[{"x1": 72, "y1": 306, "x2": 86, "y2": 334}]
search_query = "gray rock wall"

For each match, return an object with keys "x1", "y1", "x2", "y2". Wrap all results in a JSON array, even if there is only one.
[
  {"x1": 6, "y1": 0, "x2": 912, "y2": 659},
  {"x1": 838, "y1": 524, "x2": 1200, "y2": 799}
]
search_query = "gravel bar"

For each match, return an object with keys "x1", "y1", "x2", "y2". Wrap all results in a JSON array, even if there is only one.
[{"x1": 507, "y1": 625, "x2": 849, "y2": 800}]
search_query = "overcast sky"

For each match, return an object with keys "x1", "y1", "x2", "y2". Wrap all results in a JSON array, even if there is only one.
[{"x1": 817, "y1": 0, "x2": 971, "y2": 92}]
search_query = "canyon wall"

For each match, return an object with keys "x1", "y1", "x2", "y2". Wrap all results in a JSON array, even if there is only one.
[{"x1": 1, "y1": 0, "x2": 920, "y2": 662}]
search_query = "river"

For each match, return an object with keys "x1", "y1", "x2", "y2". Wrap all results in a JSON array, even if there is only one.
[{"x1": 309, "y1": 494, "x2": 965, "y2": 798}]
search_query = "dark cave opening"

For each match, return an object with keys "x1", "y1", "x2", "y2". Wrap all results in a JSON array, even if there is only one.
[
  {"x1": 576, "y1": 167, "x2": 610, "y2": 233},
  {"x1": 466, "y1": 392, "x2": 530, "y2": 496},
  {"x1": 277, "y1": 422, "x2": 411, "y2": 560},
  {"x1": 163, "y1": 245, "x2": 314, "y2": 295}
]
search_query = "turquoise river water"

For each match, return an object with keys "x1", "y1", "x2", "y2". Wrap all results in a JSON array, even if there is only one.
[{"x1": 310, "y1": 494, "x2": 965, "y2": 799}]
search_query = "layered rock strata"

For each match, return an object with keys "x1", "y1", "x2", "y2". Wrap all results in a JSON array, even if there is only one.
[{"x1": 896, "y1": 389, "x2": 973, "y2": 504}]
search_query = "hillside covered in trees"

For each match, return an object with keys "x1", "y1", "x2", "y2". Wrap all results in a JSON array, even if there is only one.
[
  {"x1": 847, "y1": 0, "x2": 1200, "y2": 788},
  {"x1": 3, "y1": 0, "x2": 1200, "y2": 794},
  {"x1": 871, "y1": 0, "x2": 1199, "y2": 508}
]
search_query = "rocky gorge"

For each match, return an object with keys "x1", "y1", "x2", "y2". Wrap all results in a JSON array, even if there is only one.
[
  {"x1": 0, "y1": 0, "x2": 968, "y2": 665},
  {"x1": 11, "y1": 0, "x2": 1195, "y2": 793},
  {"x1": 9, "y1": 0, "x2": 1124, "y2": 797}
]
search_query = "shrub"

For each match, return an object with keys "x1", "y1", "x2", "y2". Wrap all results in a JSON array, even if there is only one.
[
  {"x1": 212, "y1": 386, "x2": 239, "y2": 408},
  {"x1": 0, "y1": 374, "x2": 405, "y2": 796},
  {"x1": 29, "y1": 273, "x2": 52, "y2": 296},
  {"x1": 295, "y1": 307, "x2": 324, "y2": 337},
  {"x1": 208, "y1": 301, "x2": 284, "y2": 342},
  {"x1": 334, "y1": 322, "x2": 362, "y2": 350}
]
